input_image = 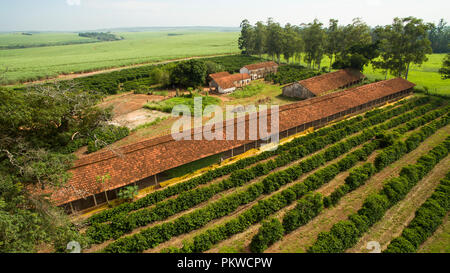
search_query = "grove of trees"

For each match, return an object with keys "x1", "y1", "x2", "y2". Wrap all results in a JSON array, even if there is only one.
[{"x1": 239, "y1": 17, "x2": 449, "y2": 78}]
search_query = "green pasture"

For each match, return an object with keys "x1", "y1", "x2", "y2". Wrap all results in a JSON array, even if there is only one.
[{"x1": 0, "y1": 30, "x2": 240, "y2": 84}]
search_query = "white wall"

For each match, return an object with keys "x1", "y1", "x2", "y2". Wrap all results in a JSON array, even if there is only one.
[
  {"x1": 240, "y1": 68, "x2": 249, "y2": 74},
  {"x1": 218, "y1": 86, "x2": 236, "y2": 94}
]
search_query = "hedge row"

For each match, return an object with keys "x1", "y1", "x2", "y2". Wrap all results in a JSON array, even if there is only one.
[
  {"x1": 324, "y1": 163, "x2": 377, "y2": 208},
  {"x1": 324, "y1": 105, "x2": 450, "y2": 208},
  {"x1": 384, "y1": 172, "x2": 450, "y2": 253},
  {"x1": 175, "y1": 138, "x2": 380, "y2": 253},
  {"x1": 249, "y1": 218, "x2": 285, "y2": 253},
  {"x1": 88, "y1": 97, "x2": 427, "y2": 226},
  {"x1": 282, "y1": 193, "x2": 324, "y2": 235},
  {"x1": 177, "y1": 106, "x2": 448, "y2": 253},
  {"x1": 102, "y1": 122, "x2": 384, "y2": 252},
  {"x1": 247, "y1": 103, "x2": 450, "y2": 252},
  {"x1": 308, "y1": 136, "x2": 450, "y2": 253},
  {"x1": 375, "y1": 114, "x2": 449, "y2": 171}
]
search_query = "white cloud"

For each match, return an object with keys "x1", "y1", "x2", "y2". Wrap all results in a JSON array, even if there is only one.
[{"x1": 67, "y1": 0, "x2": 81, "y2": 6}]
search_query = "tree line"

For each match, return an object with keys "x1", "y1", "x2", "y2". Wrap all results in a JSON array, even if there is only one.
[
  {"x1": 78, "y1": 32, "x2": 123, "y2": 41},
  {"x1": 239, "y1": 17, "x2": 449, "y2": 79}
]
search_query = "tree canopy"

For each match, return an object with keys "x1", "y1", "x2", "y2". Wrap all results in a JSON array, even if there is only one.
[
  {"x1": 0, "y1": 84, "x2": 121, "y2": 252},
  {"x1": 239, "y1": 16, "x2": 438, "y2": 75}
]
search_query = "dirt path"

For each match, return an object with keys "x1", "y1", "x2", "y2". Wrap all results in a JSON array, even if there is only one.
[
  {"x1": 263, "y1": 124, "x2": 450, "y2": 253},
  {"x1": 347, "y1": 155, "x2": 450, "y2": 253},
  {"x1": 9, "y1": 53, "x2": 235, "y2": 86}
]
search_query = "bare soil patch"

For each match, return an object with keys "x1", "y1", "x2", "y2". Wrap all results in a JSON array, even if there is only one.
[{"x1": 109, "y1": 109, "x2": 171, "y2": 130}]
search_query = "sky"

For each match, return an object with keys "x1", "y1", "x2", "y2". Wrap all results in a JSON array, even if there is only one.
[{"x1": 0, "y1": 0, "x2": 449, "y2": 32}]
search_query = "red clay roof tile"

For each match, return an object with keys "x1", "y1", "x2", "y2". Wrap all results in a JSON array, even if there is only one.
[
  {"x1": 297, "y1": 69, "x2": 366, "y2": 96},
  {"x1": 214, "y1": 73, "x2": 251, "y2": 89},
  {"x1": 243, "y1": 61, "x2": 279, "y2": 71}
]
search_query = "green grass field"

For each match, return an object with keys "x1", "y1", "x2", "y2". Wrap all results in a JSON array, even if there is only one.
[
  {"x1": 0, "y1": 30, "x2": 239, "y2": 84},
  {"x1": 0, "y1": 32, "x2": 98, "y2": 48}
]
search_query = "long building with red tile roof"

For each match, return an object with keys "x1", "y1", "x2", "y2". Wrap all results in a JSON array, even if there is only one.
[
  {"x1": 282, "y1": 69, "x2": 366, "y2": 99},
  {"x1": 33, "y1": 78, "x2": 415, "y2": 213}
]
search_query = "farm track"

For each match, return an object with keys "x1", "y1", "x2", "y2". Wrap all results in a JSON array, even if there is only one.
[
  {"x1": 205, "y1": 118, "x2": 443, "y2": 253},
  {"x1": 347, "y1": 154, "x2": 450, "y2": 253},
  {"x1": 264, "y1": 124, "x2": 450, "y2": 253}
]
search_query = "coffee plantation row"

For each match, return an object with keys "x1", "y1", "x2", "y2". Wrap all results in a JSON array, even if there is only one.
[
  {"x1": 94, "y1": 97, "x2": 446, "y2": 253},
  {"x1": 248, "y1": 107, "x2": 449, "y2": 253},
  {"x1": 384, "y1": 171, "x2": 450, "y2": 253},
  {"x1": 85, "y1": 97, "x2": 433, "y2": 244}
]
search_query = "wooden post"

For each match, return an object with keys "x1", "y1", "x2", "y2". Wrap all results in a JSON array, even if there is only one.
[
  {"x1": 93, "y1": 195, "x2": 98, "y2": 206},
  {"x1": 104, "y1": 191, "x2": 109, "y2": 204},
  {"x1": 70, "y1": 202, "x2": 75, "y2": 215}
]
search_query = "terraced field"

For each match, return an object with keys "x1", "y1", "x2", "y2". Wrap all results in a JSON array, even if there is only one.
[{"x1": 77, "y1": 95, "x2": 450, "y2": 253}]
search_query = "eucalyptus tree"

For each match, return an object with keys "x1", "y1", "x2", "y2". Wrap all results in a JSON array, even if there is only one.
[
  {"x1": 325, "y1": 19, "x2": 344, "y2": 71},
  {"x1": 374, "y1": 17, "x2": 432, "y2": 79},
  {"x1": 266, "y1": 18, "x2": 284, "y2": 63},
  {"x1": 282, "y1": 23, "x2": 301, "y2": 63},
  {"x1": 254, "y1": 21, "x2": 267, "y2": 59},
  {"x1": 342, "y1": 18, "x2": 372, "y2": 51},
  {"x1": 238, "y1": 19, "x2": 255, "y2": 55},
  {"x1": 428, "y1": 19, "x2": 450, "y2": 53},
  {"x1": 301, "y1": 19, "x2": 326, "y2": 69}
]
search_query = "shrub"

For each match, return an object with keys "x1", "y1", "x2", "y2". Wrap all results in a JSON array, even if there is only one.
[
  {"x1": 282, "y1": 193, "x2": 323, "y2": 234},
  {"x1": 87, "y1": 125, "x2": 130, "y2": 153},
  {"x1": 118, "y1": 186, "x2": 139, "y2": 202},
  {"x1": 249, "y1": 218, "x2": 284, "y2": 253}
]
